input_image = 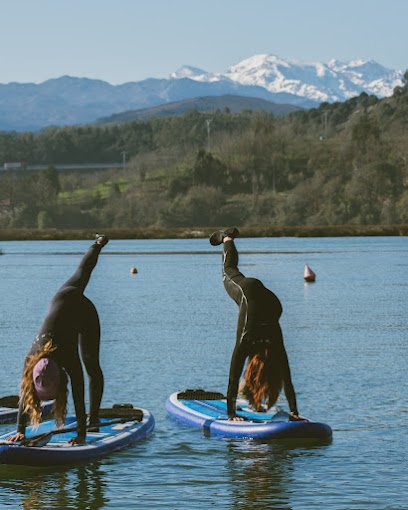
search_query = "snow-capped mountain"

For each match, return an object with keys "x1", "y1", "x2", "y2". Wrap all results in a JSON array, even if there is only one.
[
  {"x1": 174, "y1": 54, "x2": 403, "y2": 102},
  {"x1": 0, "y1": 53, "x2": 403, "y2": 131}
]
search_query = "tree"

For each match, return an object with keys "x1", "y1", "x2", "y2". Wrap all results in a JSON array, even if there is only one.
[
  {"x1": 43, "y1": 165, "x2": 60, "y2": 196},
  {"x1": 159, "y1": 186, "x2": 224, "y2": 227},
  {"x1": 192, "y1": 149, "x2": 227, "y2": 188},
  {"x1": 351, "y1": 114, "x2": 380, "y2": 156},
  {"x1": 403, "y1": 70, "x2": 408, "y2": 88},
  {"x1": 37, "y1": 210, "x2": 53, "y2": 228}
]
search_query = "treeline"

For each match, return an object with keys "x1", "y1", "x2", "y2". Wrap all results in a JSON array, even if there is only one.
[
  {"x1": 0, "y1": 75, "x2": 407, "y2": 230},
  {"x1": 0, "y1": 111, "x2": 253, "y2": 165}
]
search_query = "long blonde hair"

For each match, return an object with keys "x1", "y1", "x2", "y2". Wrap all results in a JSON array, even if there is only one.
[{"x1": 20, "y1": 340, "x2": 68, "y2": 427}]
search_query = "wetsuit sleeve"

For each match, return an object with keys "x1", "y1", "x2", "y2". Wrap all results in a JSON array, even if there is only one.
[
  {"x1": 16, "y1": 354, "x2": 32, "y2": 435},
  {"x1": 64, "y1": 357, "x2": 87, "y2": 438},
  {"x1": 281, "y1": 347, "x2": 299, "y2": 415},
  {"x1": 227, "y1": 341, "x2": 247, "y2": 417},
  {"x1": 16, "y1": 399, "x2": 28, "y2": 435}
]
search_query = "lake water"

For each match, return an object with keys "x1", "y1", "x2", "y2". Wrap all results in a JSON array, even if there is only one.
[{"x1": 0, "y1": 236, "x2": 406, "y2": 509}]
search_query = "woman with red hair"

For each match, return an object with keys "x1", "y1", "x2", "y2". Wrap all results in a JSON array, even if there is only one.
[{"x1": 210, "y1": 228, "x2": 302, "y2": 421}]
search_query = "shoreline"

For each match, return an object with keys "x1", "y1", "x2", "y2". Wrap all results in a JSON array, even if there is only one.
[{"x1": 0, "y1": 225, "x2": 408, "y2": 241}]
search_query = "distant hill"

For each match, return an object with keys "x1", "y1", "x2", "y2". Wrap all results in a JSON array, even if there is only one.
[
  {"x1": 97, "y1": 94, "x2": 301, "y2": 124},
  {"x1": 0, "y1": 53, "x2": 402, "y2": 132},
  {"x1": 0, "y1": 75, "x2": 314, "y2": 132}
]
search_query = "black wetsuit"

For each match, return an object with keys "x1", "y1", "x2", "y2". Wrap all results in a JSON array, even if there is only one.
[
  {"x1": 223, "y1": 239, "x2": 298, "y2": 417},
  {"x1": 17, "y1": 242, "x2": 104, "y2": 438}
]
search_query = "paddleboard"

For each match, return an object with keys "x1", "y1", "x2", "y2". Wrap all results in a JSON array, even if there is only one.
[
  {"x1": 166, "y1": 389, "x2": 332, "y2": 440},
  {"x1": 0, "y1": 396, "x2": 53, "y2": 424},
  {"x1": 0, "y1": 404, "x2": 154, "y2": 466}
]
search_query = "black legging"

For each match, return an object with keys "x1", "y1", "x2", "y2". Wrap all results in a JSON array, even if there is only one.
[
  {"x1": 222, "y1": 240, "x2": 298, "y2": 417},
  {"x1": 17, "y1": 242, "x2": 104, "y2": 436}
]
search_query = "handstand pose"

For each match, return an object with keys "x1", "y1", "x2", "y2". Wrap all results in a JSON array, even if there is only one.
[
  {"x1": 210, "y1": 228, "x2": 302, "y2": 421},
  {"x1": 9, "y1": 235, "x2": 109, "y2": 444}
]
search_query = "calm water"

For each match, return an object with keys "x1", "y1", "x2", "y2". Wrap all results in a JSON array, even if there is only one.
[{"x1": 0, "y1": 237, "x2": 406, "y2": 509}]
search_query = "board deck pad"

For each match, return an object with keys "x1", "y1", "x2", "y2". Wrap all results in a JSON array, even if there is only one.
[
  {"x1": 167, "y1": 390, "x2": 332, "y2": 440},
  {"x1": 0, "y1": 405, "x2": 154, "y2": 465},
  {"x1": 180, "y1": 397, "x2": 289, "y2": 422}
]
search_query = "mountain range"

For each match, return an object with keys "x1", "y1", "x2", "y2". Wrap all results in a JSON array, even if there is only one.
[
  {"x1": 175, "y1": 54, "x2": 402, "y2": 102},
  {"x1": 0, "y1": 54, "x2": 403, "y2": 132}
]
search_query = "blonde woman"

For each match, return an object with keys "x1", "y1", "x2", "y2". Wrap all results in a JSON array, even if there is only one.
[{"x1": 9, "y1": 235, "x2": 108, "y2": 444}]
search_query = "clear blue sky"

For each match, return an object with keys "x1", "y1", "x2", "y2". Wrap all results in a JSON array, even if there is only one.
[{"x1": 1, "y1": 0, "x2": 407, "y2": 84}]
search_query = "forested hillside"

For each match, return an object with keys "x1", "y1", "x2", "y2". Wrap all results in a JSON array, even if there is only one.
[{"x1": 0, "y1": 74, "x2": 407, "y2": 230}]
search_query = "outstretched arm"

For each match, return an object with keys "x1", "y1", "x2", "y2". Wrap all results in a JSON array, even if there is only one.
[
  {"x1": 227, "y1": 342, "x2": 247, "y2": 419},
  {"x1": 9, "y1": 400, "x2": 29, "y2": 442},
  {"x1": 281, "y1": 347, "x2": 300, "y2": 417},
  {"x1": 10, "y1": 357, "x2": 32, "y2": 441}
]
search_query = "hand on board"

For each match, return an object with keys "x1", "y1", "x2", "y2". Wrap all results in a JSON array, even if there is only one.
[
  {"x1": 228, "y1": 414, "x2": 245, "y2": 421},
  {"x1": 6, "y1": 432, "x2": 25, "y2": 442},
  {"x1": 289, "y1": 412, "x2": 309, "y2": 422},
  {"x1": 68, "y1": 435, "x2": 86, "y2": 445}
]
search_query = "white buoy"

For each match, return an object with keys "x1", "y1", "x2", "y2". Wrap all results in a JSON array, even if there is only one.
[{"x1": 304, "y1": 264, "x2": 316, "y2": 282}]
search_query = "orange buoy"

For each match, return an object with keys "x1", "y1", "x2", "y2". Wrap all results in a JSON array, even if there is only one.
[
  {"x1": 130, "y1": 267, "x2": 138, "y2": 274},
  {"x1": 304, "y1": 264, "x2": 316, "y2": 282}
]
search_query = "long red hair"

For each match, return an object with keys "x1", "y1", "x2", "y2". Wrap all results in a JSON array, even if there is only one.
[{"x1": 242, "y1": 348, "x2": 283, "y2": 411}]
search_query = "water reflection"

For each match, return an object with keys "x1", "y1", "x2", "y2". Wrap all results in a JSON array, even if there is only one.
[
  {"x1": 225, "y1": 440, "x2": 331, "y2": 510},
  {"x1": 225, "y1": 440, "x2": 293, "y2": 509},
  {"x1": 0, "y1": 462, "x2": 108, "y2": 509}
]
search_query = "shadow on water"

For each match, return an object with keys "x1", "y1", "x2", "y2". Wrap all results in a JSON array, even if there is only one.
[
  {"x1": 225, "y1": 438, "x2": 331, "y2": 510},
  {"x1": 0, "y1": 461, "x2": 108, "y2": 509}
]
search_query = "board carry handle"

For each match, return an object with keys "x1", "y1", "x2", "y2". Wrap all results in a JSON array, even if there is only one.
[
  {"x1": 98, "y1": 404, "x2": 143, "y2": 420},
  {"x1": 178, "y1": 389, "x2": 226, "y2": 400},
  {"x1": 0, "y1": 395, "x2": 19, "y2": 408}
]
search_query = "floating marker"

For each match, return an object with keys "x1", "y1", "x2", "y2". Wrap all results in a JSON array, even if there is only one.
[
  {"x1": 304, "y1": 264, "x2": 316, "y2": 282},
  {"x1": 130, "y1": 267, "x2": 138, "y2": 274}
]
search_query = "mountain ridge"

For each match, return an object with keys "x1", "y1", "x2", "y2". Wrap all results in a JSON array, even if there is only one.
[
  {"x1": 0, "y1": 53, "x2": 403, "y2": 132},
  {"x1": 97, "y1": 94, "x2": 301, "y2": 124}
]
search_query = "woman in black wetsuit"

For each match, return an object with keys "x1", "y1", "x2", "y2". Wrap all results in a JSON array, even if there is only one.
[
  {"x1": 9, "y1": 235, "x2": 108, "y2": 444},
  {"x1": 210, "y1": 227, "x2": 303, "y2": 422}
]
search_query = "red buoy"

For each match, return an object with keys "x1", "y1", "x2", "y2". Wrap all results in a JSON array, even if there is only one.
[
  {"x1": 304, "y1": 264, "x2": 316, "y2": 282},
  {"x1": 130, "y1": 267, "x2": 138, "y2": 274}
]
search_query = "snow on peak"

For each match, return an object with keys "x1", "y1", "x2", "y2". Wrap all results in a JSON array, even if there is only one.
[
  {"x1": 170, "y1": 66, "x2": 223, "y2": 83},
  {"x1": 227, "y1": 54, "x2": 290, "y2": 76},
  {"x1": 169, "y1": 54, "x2": 403, "y2": 103}
]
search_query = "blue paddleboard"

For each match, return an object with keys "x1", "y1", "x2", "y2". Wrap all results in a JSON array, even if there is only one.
[
  {"x1": 0, "y1": 396, "x2": 53, "y2": 424},
  {"x1": 166, "y1": 390, "x2": 332, "y2": 440},
  {"x1": 0, "y1": 404, "x2": 154, "y2": 466}
]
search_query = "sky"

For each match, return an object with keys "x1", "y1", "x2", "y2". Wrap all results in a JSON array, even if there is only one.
[{"x1": 1, "y1": 0, "x2": 407, "y2": 84}]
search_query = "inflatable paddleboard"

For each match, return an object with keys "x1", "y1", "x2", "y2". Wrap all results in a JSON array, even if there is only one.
[
  {"x1": 166, "y1": 389, "x2": 332, "y2": 440},
  {"x1": 0, "y1": 404, "x2": 154, "y2": 466},
  {"x1": 0, "y1": 396, "x2": 53, "y2": 424}
]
